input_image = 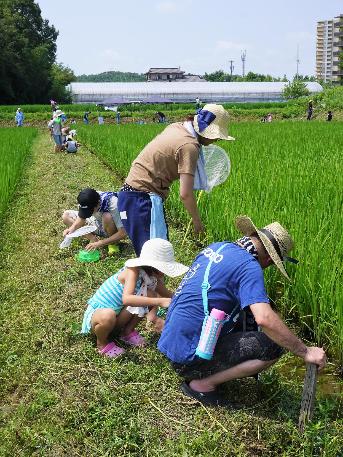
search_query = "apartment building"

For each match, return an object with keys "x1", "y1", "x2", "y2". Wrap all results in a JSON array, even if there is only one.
[{"x1": 316, "y1": 14, "x2": 343, "y2": 83}]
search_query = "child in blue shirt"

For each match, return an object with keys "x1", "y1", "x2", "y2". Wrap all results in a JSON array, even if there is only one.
[{"x1": 82, "y1": 238, "x2": 188, "y2": 358}]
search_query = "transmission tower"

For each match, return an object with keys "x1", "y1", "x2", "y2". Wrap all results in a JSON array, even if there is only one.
[
  {"x1": 296, "y1": 44, "x2": 300, "y2": 79},
  {"x1": 241, "y1": 50, "x2": 247, "y2": 77},
  {"x1": 229, "y1": 60, "x2": 234, "y2": 79}
]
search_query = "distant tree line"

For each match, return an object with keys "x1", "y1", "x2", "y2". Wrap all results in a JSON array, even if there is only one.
[
  {"x1": 203, "y1": 70, "x2": 317, "y2": 83},
  {"x1": 0, "y1": 0, "x2": 75, "y2": 104},
  {"x1": 76, "y1": 71, "x2": 146, "y2": 82}
]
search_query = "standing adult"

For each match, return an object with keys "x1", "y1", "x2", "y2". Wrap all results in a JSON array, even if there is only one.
[
  {"x1": 195, "y1": 97, "x2": 201, "y2": 110},
  {"x1": 158, "y1": 215, "x2": 327, "y2": 406},
  {"x1": 98, "y1": 114, "x2": 104, "y2": 125},
  {"x1": 50, "y1": 100, "x2": 57, "y2": 112},
  {"x1": 15, "y1": 108, "x2": 24, "y2": 127},
  {"x1": 307, "y1": 100, "x2": 313, "y2": 121},
  {"x1": 83, "y1": 112, "x2": 91, "y2": 125},
  {"x1": 117, "y1": 104, "x2": 234, "y2": 255},
  {"x1": 327, "y1": 111, "x2": 333, "y2": 122},
  {"x1": 116, "y1": 110, "x2": 121, "y2": 124},
  {"x1": 48, "y1": 110, "x2": 64, "y2": 152}
]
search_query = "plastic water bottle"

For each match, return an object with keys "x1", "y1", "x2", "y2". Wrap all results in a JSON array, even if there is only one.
[{"x1": 195, "y1": 308, "x2": 226, "y2": 360}]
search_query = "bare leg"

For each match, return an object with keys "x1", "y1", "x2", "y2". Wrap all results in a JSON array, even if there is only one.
[
  {"x1": 190, "y1": 359, "x2": 277, "y2": 393},
  {"x1": 102, "y1": 213, "x2": 116, "y2": 237},
  {"x1": 62, "y1": 211, "x2": 98, "y2": 242},
  {"x1": 122, "y1": 314, "x2": 142, "y2": 336},
  {"x1": 91, "y1": 308, "x2": 117, "y2": 350}
]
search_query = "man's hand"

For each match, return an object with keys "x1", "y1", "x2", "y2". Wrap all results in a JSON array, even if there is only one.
[
  {"x1": 85, "y1": 240, "x2": 101, "y2": 251},
  {"x1": 193, "y1": 219, "x2": 205, "y2": 234},
  {"x1": 304, "y1": 347, "x2": 327, "y2": 371}
]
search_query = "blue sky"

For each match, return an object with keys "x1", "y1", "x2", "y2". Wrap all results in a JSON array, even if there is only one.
[{"x1": 37, "y1": 0, "x2": 342, "y2": 78}]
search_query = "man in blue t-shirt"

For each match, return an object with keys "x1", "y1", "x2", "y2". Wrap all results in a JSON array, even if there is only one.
[{"x1": 158, "y1": 215, "x2": 327, "y2": 406}]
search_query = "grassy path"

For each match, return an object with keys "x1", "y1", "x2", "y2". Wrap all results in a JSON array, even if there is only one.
[{"x1": 0, "y1": 133, "x2": 342, "y2": 456}]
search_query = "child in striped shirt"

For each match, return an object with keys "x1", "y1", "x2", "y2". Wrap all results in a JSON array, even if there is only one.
[{"x1": 81, "y1": 238, "x2": 188, "y2": 358}]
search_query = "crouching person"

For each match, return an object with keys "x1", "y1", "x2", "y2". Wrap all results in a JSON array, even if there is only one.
[
  {"x1": 62, "y1": 188, "x2": 126, "y2": 254},
  {"x1": 81, "y1": 238, "x2": 188, "y2": 357},
  {"x1": 158, "y1": 216, "x2": 327, "y2": 406}
]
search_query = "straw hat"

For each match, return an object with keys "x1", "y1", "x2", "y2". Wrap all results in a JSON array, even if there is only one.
[
  {"x1": 235, "y1": 215, "x2": 298, "y2": 280},
  {"x1": 194, "y1": 104, "x2": 235, "y2": 141},
  {"x1": 125, "y1": 238, "x2": 189, "y2": 278},
  {"x1": 53, "y1": 109, "x2": 64, "y2": 118}
]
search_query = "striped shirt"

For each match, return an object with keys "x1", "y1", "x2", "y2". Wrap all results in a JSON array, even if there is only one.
[{"x1": 87, "y1": 268, "x2": 142, "y2": 311}]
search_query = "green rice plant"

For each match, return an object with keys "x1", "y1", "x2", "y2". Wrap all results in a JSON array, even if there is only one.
[
  {"x1": 0, "y1": 128, "x2": 37, "y2": 222},
  {"x1": 79, "y1": 121, "x2": 342, "y2": 361}
]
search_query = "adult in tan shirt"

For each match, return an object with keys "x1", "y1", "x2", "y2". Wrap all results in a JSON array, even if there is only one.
[{"x1": 117, "y1": 104, "x2": 235, "y2": 255}]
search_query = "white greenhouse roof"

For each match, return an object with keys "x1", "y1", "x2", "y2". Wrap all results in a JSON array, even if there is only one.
[{"x1": 67, "y1": 82, "x2": 323, "y2": 104}]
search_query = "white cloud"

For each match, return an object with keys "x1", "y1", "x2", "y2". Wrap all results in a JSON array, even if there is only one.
[{"x1": 156, "y1": 1, "x2": 178, "y2": 13}]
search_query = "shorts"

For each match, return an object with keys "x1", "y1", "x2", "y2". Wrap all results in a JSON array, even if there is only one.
[
  {"x1": 172, "y1": 331, "x2": 284, "y2": 381},
  {"x1": 53, "y1": 134, "x2": 63, "y2": 146},
  {"x1": 117, "y1": 191, "x2": 168, "y2": 255},
  {"x1": 64, "y1": 210, "x2": 107, "y2": 237},
  {"x1": 81, "y1": 301, "x2": 124, "y2": 334}
]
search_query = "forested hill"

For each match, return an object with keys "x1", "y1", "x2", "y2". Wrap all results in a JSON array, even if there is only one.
[{"x1": 76, "y1": 71, "x2": 146, "y2": 82}]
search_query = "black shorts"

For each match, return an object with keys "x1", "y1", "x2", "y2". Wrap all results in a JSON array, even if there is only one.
[{"x1": 172, "y1": 331, "x2": 283, "y2": 381}]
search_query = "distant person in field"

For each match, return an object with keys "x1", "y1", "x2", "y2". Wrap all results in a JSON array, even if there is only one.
[
  {"x1": 64, "y1": 134, "x2": 80, "y2": 153},
  {"x1": 15, "y1": 108, "x2": 24, "y2": 127},
  {"x1": 118, "y1": 104, "x2": 234, "y2": 255},
  {"x1": 81, "y1": 238, "x2": 188, "y2": 358},
  {"x1": 307, "y1": 100, "x2": 313, "y2": 121},
  {"x1": 48, "y1": 110, "x2": 64, "y2": 152},
  {"x1": 327, "y1": 111, "x2": 333, "y2": 122},
  {"x1": 50, "y1": 100, "x2": 57, "y2": 112},
  {"x1": 156, "y1": 111, "x2": 166, "y2": 123},
  {"x1": 195, "y1": 97, "x2": 201, "y2": 110},
  {"x1": 266, "y1": 113, "x2": 273, "y2": 122},
  {"x1": 116, "y1": 110, "x2": 121, "y2": 124},
  {"x1": 158, "y1": 215, "x2": 327, "y2": 406},
  {"x1": 83, "y1": 111, "x2": 91, "y2": 125},
  {"x1": 98, "y1": 114, "x2": 104, "y2": 125},
  {"x1": 62, "y1": 188, "x2": 126, "y2": 255}
]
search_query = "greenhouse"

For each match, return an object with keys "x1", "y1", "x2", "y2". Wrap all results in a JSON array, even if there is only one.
[{"x1": 67, "y1": 81, "x2": 323, "y2": 104}]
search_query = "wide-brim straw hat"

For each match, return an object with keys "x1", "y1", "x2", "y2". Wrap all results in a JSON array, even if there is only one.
[
  {"x1": 53, "y1": 109, "x2": 64, "y2": 118},
  {"x1": 125, "y1": 238, "x2": 189, "y2": 278},
  {"x1": 235, "y1": 215, "x2": 297, "y2": 280},
  {"x1": 194, "y1": 104, "x2": 235, "y2": 141}
]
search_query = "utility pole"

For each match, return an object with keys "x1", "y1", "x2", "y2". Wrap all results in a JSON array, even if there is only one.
[
  {"x1": 241, "y1": 50, "x2": 247, "y2": 77},
  {"x1": 229, "y1": 60, "x2": 234, "y2": 80},
  {"x1": 296, "y1": 44, "x2": 300, "y2": 79}
]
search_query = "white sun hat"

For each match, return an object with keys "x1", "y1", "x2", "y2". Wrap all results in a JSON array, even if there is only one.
[
  {"x1": 53, "y1": 109, "x2": 64, "y2": 119},
  {"x1": 194, "y1": 104, "x2": 235, "y2": 141},
  {"x1": 125, "y1": 238, "x2": 189, "y2": 278},
  {"x1": 235, "y1": 215, "x2": 298, "y2": 280}
]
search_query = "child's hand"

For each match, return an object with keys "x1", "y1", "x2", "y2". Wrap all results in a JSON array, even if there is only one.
[
  {"x1": 159, "y1": 298, "x2": 171, "y2": 308},
  {"x1": 85, "y1": 241, "x2": 101, "y2": 251},
  {"x1": 63, "y1": 228, "x2": 72, "y2": 237}
]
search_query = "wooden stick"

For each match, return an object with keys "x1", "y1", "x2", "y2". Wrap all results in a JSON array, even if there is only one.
[{"x1": 298, "y1": 363, "x2": 318, "y2": 433}]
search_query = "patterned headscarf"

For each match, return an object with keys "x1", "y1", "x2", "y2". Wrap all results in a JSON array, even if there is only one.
[{"x1": 235, "y1": 236, "x2": 259, "y2": 260}]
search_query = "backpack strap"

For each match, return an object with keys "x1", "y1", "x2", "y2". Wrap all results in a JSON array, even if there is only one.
[
  {"x1": 201, "y1": 243, "x2": 240, "y2": 327},
  {"x1": 201, "y1": 243, "x2": 227, "y2": 316}
]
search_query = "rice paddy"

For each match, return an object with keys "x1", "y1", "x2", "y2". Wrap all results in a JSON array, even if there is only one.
[
  {"x1": 0, "y1": 128, "x2": 37, "y2": 222},
  {"x1": 79, "y1": 121, "x2": 343, "y2": 362}
]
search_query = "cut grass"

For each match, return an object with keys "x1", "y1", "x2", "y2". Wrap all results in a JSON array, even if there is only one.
[{"x1": 0, "y1": 133, "x2": 342, "y2": 456}]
